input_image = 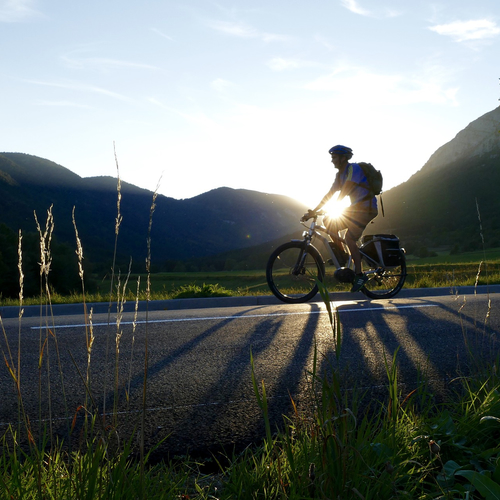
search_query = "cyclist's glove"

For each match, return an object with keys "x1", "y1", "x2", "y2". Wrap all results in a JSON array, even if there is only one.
[{"x1": 301, "y1": 209, "x2": 315, "y2": 222}]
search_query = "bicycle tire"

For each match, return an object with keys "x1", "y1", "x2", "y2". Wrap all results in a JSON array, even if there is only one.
[
  {"x1": 266, "y1": 241, "x2": 325, "y2": 304},
  {"x1": 361, "y1": 253, "x2": 407, "y2": 299}
]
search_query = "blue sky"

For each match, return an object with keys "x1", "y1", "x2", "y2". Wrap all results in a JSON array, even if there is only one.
[{"x1": 1, "y1": 0, "x2": 499, "y2": 206}]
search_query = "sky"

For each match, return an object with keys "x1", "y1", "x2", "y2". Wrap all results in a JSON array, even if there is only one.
[{"x1": 1, "y1": 0, "x2": 499, "y2": 207}]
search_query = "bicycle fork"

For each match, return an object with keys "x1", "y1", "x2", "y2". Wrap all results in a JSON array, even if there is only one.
[{"x1": 292, "y1": 241, "x2": 310, "y2": 275}]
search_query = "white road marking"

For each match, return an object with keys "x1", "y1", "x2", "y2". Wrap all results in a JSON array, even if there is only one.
[{"x1": 30, "y1": 303, "x2": 437, "y2": 330}]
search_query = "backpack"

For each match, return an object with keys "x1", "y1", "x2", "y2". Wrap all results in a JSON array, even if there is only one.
[
  {"x1": 357, "y1": 162, "x2": 383, "y2": 196},
  {"x1": 357, "y1": 162, "x2": 385, "y2": 216}
]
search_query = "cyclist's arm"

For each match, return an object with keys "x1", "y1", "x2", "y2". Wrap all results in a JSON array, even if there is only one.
[
  {"x1": 311, "y1": 175, "x2": 340, "y2": 212},
  {"x1": 338, "y1": 179, "x2": 358, "y2": 202},
  {"x1": 311, "y1": 188, "x2": 335, "y2": 213}
]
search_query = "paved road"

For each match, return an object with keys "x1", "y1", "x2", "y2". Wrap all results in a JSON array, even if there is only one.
[{"x1": 0, "y1": 287, "x2": 498, "y2": 458}]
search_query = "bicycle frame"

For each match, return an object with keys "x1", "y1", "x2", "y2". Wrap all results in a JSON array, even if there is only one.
[
  {"x1": 292, "y1": 215, "x2": 350, "y2": 269},
  {"x1": 294, "y1": 214, "x2": 385, "y2": 272}
]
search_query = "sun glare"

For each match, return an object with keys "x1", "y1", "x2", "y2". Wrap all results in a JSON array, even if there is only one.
[{"x1": 323, "y1": 196, "x2": 351, "y2": 219}]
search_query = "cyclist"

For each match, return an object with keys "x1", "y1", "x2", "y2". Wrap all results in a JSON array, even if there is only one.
[{"x1": 303, "y1": 145, "x2": 378, "y2": 292}]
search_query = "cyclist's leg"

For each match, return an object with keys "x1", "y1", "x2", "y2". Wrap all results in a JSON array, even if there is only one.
[
  {"x1": 345, "y1": 232, "x2": 362, "y2": 273},
  {"x1": 324, "y1": 216, "x2": 340, "y2": 242},
  {"x1": 324, "y1": 216, "x2": 349, "y2": 266},
  {"x1": 342, "y1": 209, "x2": 377, "y2": 274}
]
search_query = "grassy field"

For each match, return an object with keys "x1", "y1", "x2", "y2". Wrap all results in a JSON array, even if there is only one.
[
  {"x1": 406, "y1": 247, "x2": 500, "y2": 265},
  {"x1": 100, "y1": 248, "x2": 500, "y2": 300},
  {"x1": 1, "y1": 249, "x2": 499, "y2": 306}
]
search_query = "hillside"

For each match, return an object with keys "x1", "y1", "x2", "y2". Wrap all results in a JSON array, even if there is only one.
[
  {"x1": 1, "y1": 104, "x2": 499, "y2": 290},
  {"x1": 0, "y1": 153, "x2": 307, "y2": 273},
  {"x1": 370, "y1": 106, "x2": 500, "y2": 253}
]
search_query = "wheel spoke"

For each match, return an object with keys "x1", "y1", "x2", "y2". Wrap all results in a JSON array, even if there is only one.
[
  {"x1": 361, "y1": 259, "x2": 407, "y2": 299},
  {"x1": 266, "y1": 242, "x2": 324, "y2": 303}
]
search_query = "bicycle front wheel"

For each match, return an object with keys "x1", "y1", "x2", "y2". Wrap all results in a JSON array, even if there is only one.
[
  {"x1": 266, "y1": 241, "x2": 325, "y2": 304},
  {"x1": 361, "y1": 255, "x2": 407, "y2": 299}
]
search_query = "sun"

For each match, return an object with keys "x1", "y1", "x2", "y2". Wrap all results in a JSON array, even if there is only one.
[{"x1": 322, "y1": 195, "x2": 351, "y2": 219}]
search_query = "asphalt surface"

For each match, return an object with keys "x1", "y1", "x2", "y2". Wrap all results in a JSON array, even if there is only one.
[{"x1": 0, "y1": 285, "x2": 499, "y2": 460}]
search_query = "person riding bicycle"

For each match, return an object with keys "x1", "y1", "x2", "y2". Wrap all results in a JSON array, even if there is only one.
[{"x1": 303, "y1": 145, "x2": 378, "y2": 292}]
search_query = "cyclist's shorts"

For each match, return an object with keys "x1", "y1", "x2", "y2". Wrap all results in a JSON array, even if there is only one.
[{"x1": 326, "y1": 208, "x2": 378, "y2": 241}]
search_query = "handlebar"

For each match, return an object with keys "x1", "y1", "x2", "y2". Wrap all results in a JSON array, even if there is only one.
[{"x1": 300, "y1": 210, "x2": 326, "y2": 222}]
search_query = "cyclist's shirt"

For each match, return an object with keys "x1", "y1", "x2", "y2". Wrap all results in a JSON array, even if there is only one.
[{"x1": 331, "y1": 163, "x2": 377, "y2": 212}]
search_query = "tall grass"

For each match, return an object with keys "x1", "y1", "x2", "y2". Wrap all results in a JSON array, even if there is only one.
[
  {"x1": 225, "y1": 343, "x2": 500, "y2": 499},
  {"x1": 102, "y1": 147, "x2": 123, "y2": 427},
  {"x1": 0, "y1": 154, "x2": 175, "y2": 498}
]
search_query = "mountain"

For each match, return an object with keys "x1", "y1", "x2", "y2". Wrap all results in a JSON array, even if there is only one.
[
  {"x1": 1, "y1": 104, "x2": 499, "y2": 291},
  {"x1": 0, "y1": 153, "x2": 307, "y2": 273},
  {"x1": 420, "y1": 106, "x2": 500, "y2": 172},
  {"x1": 369, "y1": 106, "x2": 500, "y2": 253}
]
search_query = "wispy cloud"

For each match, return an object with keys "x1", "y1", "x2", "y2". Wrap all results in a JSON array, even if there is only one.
[
  {"x1": 314, "y1": 35, "x2": 336, "y2": 52},
  {"x1": 35, "y1": 100, "x2": 92, "y2": 108},
  {"x1": 340, "y1": 0, "x2": 402, "y2": 19},
  {"x1": 61, "y1": 51, "x2": 160, "y2": 71},
  {"x1": 27, "y1": 80, "x2": 132, "y2": 102},
  {"x1": 267, "y1": 58, "x2": 301, "y2": 71},
  {"x1": 150, "y1": 27, "x2": 174, "y2": 41},
  {"x1": 211, "y1": 78, "x2": 233, "y2": 91},
  {"x1": 267, "y1": 57, "x2": 318, "y2": 71},
  {"x1": 429, "y1": 19, "x2": 500, "y2": 42},
  {"x1": 0, "y1": 0, "x2": 41, "y2": 22},
  {"x1": 340, "y1": 0, "x2": 371, "y2": 16},
  {"x1": 146, "y1": 98, "x2": 217, "y2": 130},
  {"x1": 304, "y1": 66, "x2": 458, "y2": 106},
  {"x1": 147, "y1": 97, "x2": 178, "y2": 112},
  {"x1": 208, "y1": 20, "x2": 289, "y2": 42}
]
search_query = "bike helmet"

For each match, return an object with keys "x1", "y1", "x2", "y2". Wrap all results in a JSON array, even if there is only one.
[{"x1": 328, "y1": 145, "x2": 353, "y2": 156}]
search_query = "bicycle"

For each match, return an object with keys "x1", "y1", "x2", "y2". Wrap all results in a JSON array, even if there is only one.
[{"x1": 266, "y1": 210, "x2": 407, "y2": 303}]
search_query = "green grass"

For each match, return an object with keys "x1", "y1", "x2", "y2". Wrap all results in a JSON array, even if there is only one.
[
  {"x1": 143, "y1": 270, "x2": 270, "y2": 296},
  {"x1": 406, "y1": 261, "x2": 500, "y2": 289},
  {"x1": 2, "y1": 250, "x2": 499, "y2": 306},
  {"x1": 3, "y1": 317, "x2": 500, "y2": 498},
  {"x1": 90, "y1": 249, "x2": 500, "y2": 301},
  {"x1": 406, "y1": 247, "x2": 500, "y2": 265}
]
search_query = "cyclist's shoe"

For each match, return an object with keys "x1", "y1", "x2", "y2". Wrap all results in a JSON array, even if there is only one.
[{"x1": 351, "y1": 273, "x2": 369, "y2": 292}]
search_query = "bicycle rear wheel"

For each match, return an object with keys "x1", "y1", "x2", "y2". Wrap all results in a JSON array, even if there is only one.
[
  {"x1": 266, "y1": 241, "x2": 325, "y2": 304},
  {"x1": 361, "y1": 256, "x2": 407, "y2": 299}
]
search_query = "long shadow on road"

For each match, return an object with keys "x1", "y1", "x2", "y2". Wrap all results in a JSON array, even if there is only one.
[
  {"x1": 317, "y1": 295, "x2": 499, "y2": 411},
  {"x1": 135, "y1": 304, "x2": 322, "y2": 457}
]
